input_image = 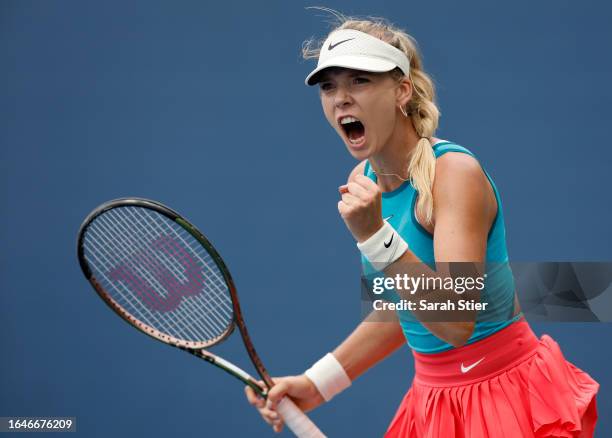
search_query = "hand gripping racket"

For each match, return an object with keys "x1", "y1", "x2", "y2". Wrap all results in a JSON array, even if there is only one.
[{"x1": 77, "y1": 198, "x2": 326, "y2": 438}]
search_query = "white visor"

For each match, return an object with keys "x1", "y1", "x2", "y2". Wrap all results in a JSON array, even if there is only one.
[{"x1": 305, "y1": 29, "x2": 411, "y2": 86}]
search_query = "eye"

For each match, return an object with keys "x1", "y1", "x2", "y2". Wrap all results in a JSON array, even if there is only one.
[
  {"x1": 319, "y1": 82, "x2": 335, "y2": 92},
  {"x1": 353, "y1": 77, "x2": 370, "y2": 84}
]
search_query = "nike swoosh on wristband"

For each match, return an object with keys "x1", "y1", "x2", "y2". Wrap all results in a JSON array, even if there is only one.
[
  {"x1": 383, "y1": 215, "x2": 394, "y2": 221},
  {"x1": 460, "y1": 357, "x2": 485, "y2": 373},
  {"x1": 384, "y1": 234, "x2": 394, "y2": 248},
  {"x1": 328, "y1": 38, "x2": 355, "y2": 50}
]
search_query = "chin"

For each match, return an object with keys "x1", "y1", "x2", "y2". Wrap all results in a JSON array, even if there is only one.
[{"x1": 345, "y1": 142, "x2": 372, "y2": 160}]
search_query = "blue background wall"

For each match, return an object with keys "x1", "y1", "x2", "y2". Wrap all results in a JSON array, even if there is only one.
[{"x1": 1, "y1": 1, "x2": 610, "y2": 436}]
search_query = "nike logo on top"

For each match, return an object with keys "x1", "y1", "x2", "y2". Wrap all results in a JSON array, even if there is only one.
[
  {"x1": 384, "y1": 234, "x2": 394, "y2": 248},
  {"x1": 328, "y1": 38, "x2": 355, "y2": 50},
  {"x1": 460, "y1": 357, "x2": 485, "y2": 373}
]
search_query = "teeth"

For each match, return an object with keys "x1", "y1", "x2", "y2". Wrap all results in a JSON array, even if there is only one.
[
  {"x1": 340, "y1": 116, "x2": 359, "y2": 125},
  {"x1": 349, "y1": 137, "x2": 364, "y2": 144}
]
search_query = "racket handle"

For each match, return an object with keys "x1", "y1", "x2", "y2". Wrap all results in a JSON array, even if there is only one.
[{"x1": 276, "y1": 397, "x2": 326, "y2": 438}]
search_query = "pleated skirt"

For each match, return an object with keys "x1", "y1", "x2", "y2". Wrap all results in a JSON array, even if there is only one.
[{"x1": 385, "y1": 318, "x2": 599, "y2": 437}]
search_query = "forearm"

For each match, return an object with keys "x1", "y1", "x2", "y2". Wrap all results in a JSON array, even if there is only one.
[
  {"x1": 382, "y1": 247, "x2": 478, "y2": 347},
  {"x1": 332, "y1": 310, "x2": 405, "y2": 381}
]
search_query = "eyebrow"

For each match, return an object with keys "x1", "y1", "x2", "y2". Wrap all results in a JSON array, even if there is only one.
[{"x1": 318, "y1": 69, "x2": 372, "y2": 83}]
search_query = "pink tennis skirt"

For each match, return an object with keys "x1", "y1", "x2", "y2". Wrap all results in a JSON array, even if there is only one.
[{"x1": 385, "y1": 318, "x2": 599, "y2": 437}]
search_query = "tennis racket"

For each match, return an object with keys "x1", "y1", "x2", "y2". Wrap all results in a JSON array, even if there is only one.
[{"x1": 77, "y1": 198, "x2": 326, "y2": 438}]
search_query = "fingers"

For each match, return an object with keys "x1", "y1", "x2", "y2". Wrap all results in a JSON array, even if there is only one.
[
  {"x1": 353, "y1": 173, "x2": 379, "y2": 190},
  {"x1": 340, "y1": 191, "x2": 360, "y2": 206},
  {"x1": 338, "y1": 200, "x2": 347, "y2": 217},
  {"x1": 245, "y1": 382, "x2": 284, "y2": 432},
  {"x1": 339, "y1": 182, "x2": 372, "y2": 208},
  {"x1": 266, "y1": 380, "x2": 295, "y2": 433},
  {"x1": 244, "y1": 385, "x2": 265, "y2": 409},
  {"x1": 345, "y1": 174, "x2": 379, "y2": 193},
  {"x1": 246, "y1": 375, "x2": 323, "y2": 433},
  {"x1": 340, "y1": 174, "x2": 380, "y2": 200},
  {"x1": 338, "y1": 179, "x2": 379, "y2": 217},
  {"x1": 266, "y1": 379, "x2": 290, "y2": 408},
  {"x1": 346, "y1": 181, "x2": 370, "y2": 201},
  {"x1": 261, "y1": 406, "x2": 283, "y2": 429}
]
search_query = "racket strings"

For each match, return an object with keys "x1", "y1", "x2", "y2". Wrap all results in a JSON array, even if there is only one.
[
  {"x1": 112, "y1": 207, "x2": 232, "y2": 327},
  {"x1": 85, "y1": 226, "x2": 170, "y2": 327},
  {"x1": 83, "y1": 206, "x2": 234, "y2": 344},
  {"x1": 91, "y1": 213, "x2": 197, "y2": 327},
  {"x1": 87, "y1": 219, "x2": 207, "y2": 341},
  {"x1": 127, "y1": 208, "x2": 234, "y2": 331},
  {"x1": 119, "y1": 208, "x2": 232, "y2": 330},
  {"x1": 88, "y1": 209, "x2": 229, "y2": 342}
]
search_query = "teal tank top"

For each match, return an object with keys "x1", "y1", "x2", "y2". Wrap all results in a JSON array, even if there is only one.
[{"x1": 361, "y1": 141, "x2": 522, "y2": 353}]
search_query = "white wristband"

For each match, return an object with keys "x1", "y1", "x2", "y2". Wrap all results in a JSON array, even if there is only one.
[
  {"x1": 357, "y1": 221, "x2": 408, "y2": 270},
  {"x1": 304, "y1": 353, "x2": 351, "y2": 402}
]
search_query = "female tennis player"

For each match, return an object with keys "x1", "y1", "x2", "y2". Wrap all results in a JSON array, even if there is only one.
[{"x1": 245, "y1": 14, "x2": 600, "y2": 437}]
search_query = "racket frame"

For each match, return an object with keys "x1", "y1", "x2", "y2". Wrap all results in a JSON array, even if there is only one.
[{"x1": 77, "y1": 197, "x2": 272, "y2": 394}]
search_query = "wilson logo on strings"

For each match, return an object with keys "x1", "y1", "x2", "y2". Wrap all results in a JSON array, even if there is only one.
[{"x1": 108, "y1": 235, "x2": 204, "y2": 312}]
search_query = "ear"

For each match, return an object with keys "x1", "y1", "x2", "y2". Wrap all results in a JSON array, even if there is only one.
[{"x1": 396, "y1": 78, "x2": 413, "y2": 108}]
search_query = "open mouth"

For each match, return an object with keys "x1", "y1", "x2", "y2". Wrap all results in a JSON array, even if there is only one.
[{"x1": 339, "y1": 116, "x2": 365, "y2": 145}]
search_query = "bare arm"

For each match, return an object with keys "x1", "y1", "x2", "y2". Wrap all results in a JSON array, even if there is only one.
[
  {"x1": 332, "y1": 310, "x2": 405, "y2": 381},
  {"x1": 326, "y1": 161, "x2": 406, "y2": 379},
  {"x1": 382, "y1": 152, "x2": 497, "y2": 346}
]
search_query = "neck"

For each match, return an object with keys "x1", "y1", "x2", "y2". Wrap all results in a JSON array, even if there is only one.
[{"x1": 369, "y1": 119, "x2": 424, "y2": 192}]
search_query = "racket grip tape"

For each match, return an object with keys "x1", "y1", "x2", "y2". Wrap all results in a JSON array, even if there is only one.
[{"x1": 276, "y1": 397, "x2": 326, "y2": 438}]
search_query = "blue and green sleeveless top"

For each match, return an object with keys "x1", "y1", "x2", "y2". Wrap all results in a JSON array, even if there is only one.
[{"x1": 361, "y1": 141, "x2": 522, "y2": 353}]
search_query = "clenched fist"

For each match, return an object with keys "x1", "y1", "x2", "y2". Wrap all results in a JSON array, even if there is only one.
[{"x1": 338, "y1": 174, "x2": 385, "y2": 243}]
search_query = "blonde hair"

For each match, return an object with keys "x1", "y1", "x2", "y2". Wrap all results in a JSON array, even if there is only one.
[{"x1": 303, "y1": 9, "x2": 440, "y2": 224}]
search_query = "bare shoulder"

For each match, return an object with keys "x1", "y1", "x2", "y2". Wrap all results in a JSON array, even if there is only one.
[
  {"x1": 433, "y1": 152, "x2": 491, "y2": 196},
  {"x1": 436, "y1": 152, "x2": 482, "y2": 173},
  {"x1": 432, "y1": 151, "x2": 497, "y2": 222},
  {"x1": 348, "y1": 160, "x2": 368, "y2": 183}
]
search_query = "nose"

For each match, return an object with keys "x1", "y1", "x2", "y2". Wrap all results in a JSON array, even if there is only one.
[{"x1": 334, "y1": 85, "x2": 353, "y2": 109}]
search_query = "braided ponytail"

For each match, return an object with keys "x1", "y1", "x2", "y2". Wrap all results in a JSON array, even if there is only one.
[{"x1": 404, "y1": 68, "x2": 439, "y2": 224}]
